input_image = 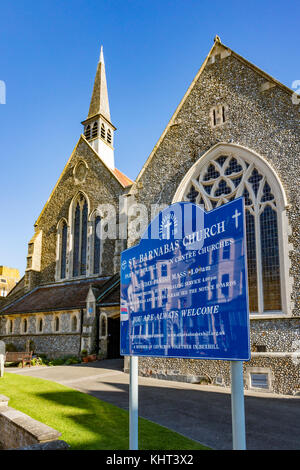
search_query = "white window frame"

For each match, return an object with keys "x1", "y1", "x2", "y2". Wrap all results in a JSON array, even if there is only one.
[
  {"x1": 246, "y1": 367, "x2": 273, "y2": 392},
  {"x1": 172, "y1": 142, "x2": 292, "y2": 318}
]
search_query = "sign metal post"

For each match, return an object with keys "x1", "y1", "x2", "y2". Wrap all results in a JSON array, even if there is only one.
[
  {"x1": 129, "y1": 355, "x2": 139, "y2": 450},
  {"x1": 230, "y1": 360, "x2": 246, "y2": 450}
]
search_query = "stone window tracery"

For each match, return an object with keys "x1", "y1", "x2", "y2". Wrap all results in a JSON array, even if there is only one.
[{"x1": 179, "y1": 149, "x2": 285, "y2": 314}]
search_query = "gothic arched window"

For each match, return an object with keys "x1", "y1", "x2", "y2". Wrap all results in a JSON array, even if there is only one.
[
  {"x1": 93, "y1": 215, "x2": 101, "y2": 274},
  {"x1": 72, "y1": 194, "x2": 88, "y2": 277},
  {"x1": 107, "y1": 129, "x2": 112, "y2": 144},
  {"x1": 60, "y1": 221, "x2": 68, "y2": 279},
  {"x1": 174, "y1": 144, "x2": 289, "y2": 315},
  {"x1": 92, "y1": 122, "x2": 98, "y2": 138}
]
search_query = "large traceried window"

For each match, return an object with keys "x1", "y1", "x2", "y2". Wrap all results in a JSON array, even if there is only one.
[
  {"x1": 56, "y1": 219, "x2": 68, "y2": 280},
  {"x1": 60, "y1": 221, "x2": 68, "y2": 279},
  {"x1": 173, "y1": 144, "x2": 289, "y2": 315},
  {"x1": 72, "y1": 194, "x2": 88, "y2": 277},
  {"x1": 93, "y1": 215, "x2": 102, "y2": 274}
]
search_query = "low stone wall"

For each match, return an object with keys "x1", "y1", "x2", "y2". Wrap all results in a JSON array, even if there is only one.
[
  {"x1": 0, "y1": 334, "x2": 81, "y2": 359},
  {"x1": 138, "y1": 353, "x2": 300, "y2": 396},
  {"x1": 0, "y1": 394, "x2": 68, "y2": 450}
]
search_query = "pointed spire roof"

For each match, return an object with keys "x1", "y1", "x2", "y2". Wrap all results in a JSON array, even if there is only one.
[{"x1": 87, "y1": 45, "x2": 111, "y2": 122}]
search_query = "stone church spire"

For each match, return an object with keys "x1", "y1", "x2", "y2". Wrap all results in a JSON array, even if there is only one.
[
  {"x1": 82, "y1": 46, "x2": 116, "y2": 170},
  {"x1": 87, "y1": 45, "x2": 111, "y2": 122}
]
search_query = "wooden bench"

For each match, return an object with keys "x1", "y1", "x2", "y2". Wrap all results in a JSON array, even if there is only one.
[{"x1": 5, "y1": 351, "x2": 33, "y2": 368}]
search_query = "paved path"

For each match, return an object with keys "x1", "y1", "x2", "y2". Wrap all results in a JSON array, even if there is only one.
[{"x1": 8, "y1": 359, "x2": 300, "y2": 450}]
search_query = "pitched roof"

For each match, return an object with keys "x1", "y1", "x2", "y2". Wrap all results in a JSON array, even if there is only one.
[
  {"x1": 133, "y1": 36, "x2": 298, "y2": 186},
  {"x1": 35, "y1": 135, "x2": 132, "y2": 226},
  {"x1": 112, "y1": 168, "x2": 133, "y2": 187},
  {"x1": 0, "y1": 277, "x2": 113, "y2": 315}
]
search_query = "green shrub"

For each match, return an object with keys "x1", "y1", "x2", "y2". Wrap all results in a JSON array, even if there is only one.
[
  {"x1": 30, "y1": 357, "x2": 45, "y2": 366},
  {"x1": 51, "y1": 358, "x2": 65, "y2": 366}
]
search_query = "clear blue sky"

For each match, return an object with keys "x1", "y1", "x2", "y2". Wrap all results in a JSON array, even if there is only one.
[{"x1": 1, "y1": 0, "x2": 299, "y2": 276}]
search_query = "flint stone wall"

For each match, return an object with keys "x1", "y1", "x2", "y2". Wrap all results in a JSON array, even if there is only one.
[
  {"x1": 28, "y1": 139, "x2": 126, "y2": 287},
  {"x1": 139, "y1": 354, "x2": 300, "y2": 396}
]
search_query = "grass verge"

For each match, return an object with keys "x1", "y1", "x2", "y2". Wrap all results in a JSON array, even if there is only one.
[{"x1": 0, "y1": 372, "x2": 210, "y2": 450}]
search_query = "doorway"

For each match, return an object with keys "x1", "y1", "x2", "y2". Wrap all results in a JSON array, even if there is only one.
[{"x1": 107, "y1": 316, "x2": 121, "y2": 359}]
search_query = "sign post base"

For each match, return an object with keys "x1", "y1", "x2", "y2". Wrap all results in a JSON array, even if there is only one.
[
  {"x1": 230, "y1": 361, "x2": 246, "y2": 450},
  {"x1": 129, "y1": 355, "x2": 139, "y2": 450}
]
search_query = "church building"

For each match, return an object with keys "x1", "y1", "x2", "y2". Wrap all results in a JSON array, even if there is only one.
[
  {"x1": 0, "y1": 37, "x2": 299, "y2": 395},
  {"x1": 0, "y1": 46, "x2": 132, "y2": 359}
]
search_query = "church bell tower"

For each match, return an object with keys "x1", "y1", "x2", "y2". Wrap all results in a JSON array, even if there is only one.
[{"x1": 81, "y1": 46, "x2": 116, "y2": 170}]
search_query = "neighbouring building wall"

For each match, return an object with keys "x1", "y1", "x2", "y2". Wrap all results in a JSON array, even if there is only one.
[
  {"x1": 0, "y1": 310, "x2": 82, "y2": 358},
  {"x1": 0, "y1": 266, "x2": 20, "y2": 298}
]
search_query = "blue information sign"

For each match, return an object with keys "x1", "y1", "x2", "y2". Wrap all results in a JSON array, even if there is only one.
[{"x1": 120, "y1": 198, "x2": 250, "y2": 361}]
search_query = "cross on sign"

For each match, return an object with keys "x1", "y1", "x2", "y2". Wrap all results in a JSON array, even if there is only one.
[
  {"x1": 163, "y1": 219, "x2": 172, "y2": 239},
  {"x1": 232, "y1": 208, "x2": 242, "y2": 228}
]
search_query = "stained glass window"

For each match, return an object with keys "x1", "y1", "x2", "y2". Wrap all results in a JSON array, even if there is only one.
[
  {"x1": 73, "y1": 203, "x2": 81, "y2": 277},
  {"x1": 260, "y1": 206, "x2": 281, "y2": 311},
  {"x1": 80, "y1": 202, "x2": 88, "y2": 276},
  {"x1": 72, "y1": 195, "x2": 88, "y2": 278},
  {"x1": 60, "y1": 222, "x2": 67, "y2": 279},
  {"x1": 93, "y1": 215, "x2": 101, "y2": 274},
  {"x1": 182, "y1": 153, "x2": 282, "y2": 313}
]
